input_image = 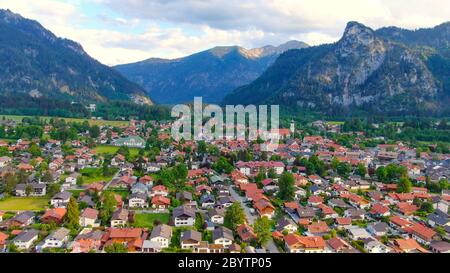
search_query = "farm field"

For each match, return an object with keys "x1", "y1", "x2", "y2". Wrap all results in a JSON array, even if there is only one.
[
  {"x1": 0, "y1": 115, "x2": 129, "y2": 127},
  {"x1": 133, "y1": 213, "x2": 170, "y2": 229},
  {"x1": 94, "y1": 145, "x2": 142, "y2": 157},
  {"x1": 0, "y1": 197, "x2": 50, "y2": 211},
  {"x1": 80, "y1": 167, "x2": 118, "y2": 184}
]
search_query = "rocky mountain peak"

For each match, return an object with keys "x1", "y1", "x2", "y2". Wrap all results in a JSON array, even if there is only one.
[{"x1": 340, "y1": 21, "x2": 377, "y2": 47}]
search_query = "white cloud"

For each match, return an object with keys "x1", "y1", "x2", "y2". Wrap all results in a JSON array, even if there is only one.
[{"x1": 1, "y1": 0, "x2": 449, "y2": 65}]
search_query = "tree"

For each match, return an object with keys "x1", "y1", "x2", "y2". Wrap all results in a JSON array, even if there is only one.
[
  {"x1": 41, "y1": 171, "x2": 54, "y2": 183},
  {"x1": 89, "y1": 125, "x2": 100, "y2": 138},
  {"x1": 76, "y1": 176, "x2": 84, "y2": 187},
  {"x1": 65, "y1": 197, "x2": 80, "y2": 229},
  {"x1": 278, "y1": 172, "x2": 295, "y2": 201},
  {"x1": 104, "y1": 243, "x2": 128, "y2": 253},
  {"x1": 28, "y1": 143, "x2": 41, "y2": 157},
  {"x1": 376, "y1": 166, "x2": 388, "y2": 182},
  {"x1": 253, "y1": 216, "x2": 272, "y2": 247},
  {"x1": 47, "y1": 183, "x2": 61, "y2": 197},
  {"x1": 420, "y1": 202, "x2": 434, "y2": 214},
  {"x1": 397, "y1": 177, "x2": 413, "y2": 193},
  {"x1": 355, "y1": 163, "x2": 367, "y2": 177},
  {"x1": 224, "y1": 202, "x2": 247, "y2": 230},
  {"x1": 336, "y1": 162, "x2": 352, "y2": 178},
  {"x1": 100, "y1": 192, "x2": 117, "y2": 224},
  {"x1": 212, "y1": 157, "x2": 233, "y2": 174},
  {"x1": 25, "y1": 184, "x2": 33, "y2": 196},
  {"x1": 195, "y1": 213, "x2": 205, "y2": 231}
]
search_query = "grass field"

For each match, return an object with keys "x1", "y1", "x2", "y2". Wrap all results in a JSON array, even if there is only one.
[
  {"x1": 0, "y1": 115, "x2": 129, "y2": 127},
  {"x1": 80, "y1": 167, "x2": 117, "y2": 184},
  {"x1": 0, "y1": 197, "x2": 49, "y2": 211},
  {"x1": 133, "y1": 213, "x2": 170, "y2": 229},
  {"x1": 94, "y1": 145, "x2": 142, "y2": 157}
]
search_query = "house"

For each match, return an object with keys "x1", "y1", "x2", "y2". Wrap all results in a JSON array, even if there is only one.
[
  {"x1": 193, "y1": 241, "x2": 226, "y2": 254},
  {"x1": 318, "y1": 204, "x2": 338, "y2": 219},
  {"x1": 326, "y1": 237, "x2": 354, "y2": 253},
  {"x1": 2, "y1": 211, "x2": 35, "y2": 228},
  {"x1": 229, "y1": 243, "x2": 242, "y2": 253},
  {"x1": 51, "y1": 191, "x2": 73, "y2": 208},
  {"x1": 36, "y1": 227, "x2": 70, "y2": 252},
  {"x1": 131, "y1": 182, "x2": 149, "y2": 195},
  {"x1": 0, "y1": 156, "x2": 11, "y2": 168},
  {"x1": 405, "y1": 223, "x2": 438, "y2": 245},
  {"x1": 0, "y1": 211, "x2": 4, "y2": 222},
  {"x1": 208, "y1": 208, "x2": 225, "y2": 225},
  {"x1": 367, "y1": 222, "x2": 390, "y2": 237},
  {"x1": 149, "y1": 224, "x2": 172, "y2": 250},
  {"x1": 397, "y1": 202, "x2": 419, "y2": 216},
  {"x1": 176, "y1": 191, "x2": 194, "y2": 204},
  {"x1": 103, "y1": 228, "x2": 146, "y2": 252},
  {"x1": 71, "y1": 229, "x2": 104, "y2": 253},
  {"x1": 328, "y1": 198, "x2": 349, "y2": 208},
  {"x1": 113, "y1": 136, "x2": 145, "y2": 148},
  {"x1": 200, "y1": 194, "x2": 216, "y2": 209},
  {"x1": 129, "y1": 193, "x2": 149, "y2": 208},
  {"x1": 296, "y1": 206, "x2": 316, "y2": 220},
  {"x1": 212, "y1": 227, "x2": 233, "y2": 248},
  {"x1": 142, "y1": 240, "x2": 163, "y2": 253},
  {"x1": 335, "y1": 217, "x2": 352, "y2": 230},
  {"x1": 13, "y1": 229, "x2": 39, "y2": 250},
  {"x1": 172, "y1": 206, "x2": 196, "y2": 227},
  {"x1": 427, "y1": 210, "x2": 449, "y2": 227},
  {"x1": 151, "y1": 185, "x2": 169, "y2": 197},
  {"x1": 308, "y1": 195, "x2": 324, "y2": 206},
  {"x1": 347, "y1": 226, "x2": 371, "y2": 240},
  {"x1": 181, "y1": 230, "x2": 202, "y2": 249},
  {"x1": 362, "y1": 237, "x2": 390, "y2": 253},
  {"x1": 15, "y1": 184, "x2": 47, "y2": 197},
  {"x1": 41, "y1": 208, "x2": 67, "y2": 224},
  {"x1": 370, "y1": 203, "x2": 391, "y2": 218},
  {"x1": 307, "y1": 221, "x2": 330, "y2": 236},
  {"x1": 78, "y1": 194, "x2": 96, "y2": 208},
  {"x1": 236, "y1": 223, "x2": 257, "y2": 243},
  {"x1": 430, "y1": 241, "x2": 450, "y2": 253},
  {"x1": 65, "y1": 173, "x2": 81, "y2": 185},
  {"x1": 111, "y1": 208, "x2": 129, "y2": 227},
  {"x1": 276, "y1": 217, "x2": 298, "y2": 234},
  {"x1": 79, "y1": 208, "x2": 100, "y2": 227},
  {"x1": 216, "y1": 196, "x2": 234, "y2": 208},
  {"x1": 151, "y1": 195, "x2": 171, "y2": 211},
  {"x1": 254, "y1": 198, "x2": 276, "y2": 219},
  {"x1": 392, "y1": 238, "x2": 429, "y2": 253},
  {"x1": 284, "y1": 234, "x2": 327, "y2": 253},
  {"x1": 0, "y1": 231, "x2": 8, "y2": 251},
  {"x1": 344, "y1": 208, "x2": 366, "y2": 220}
]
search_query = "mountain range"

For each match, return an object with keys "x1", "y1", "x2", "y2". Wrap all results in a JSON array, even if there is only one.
[
  {"x1": 0, "y1": 8, "x2": 449, "y2": 117},
  {"x1": 115, "y1": 41, "x2": 308, "y2": 104},
  {"x1": 0, "y1": 9, "x2": 153, "y2": 105},
  {"x1": 223, "y1": 21, "x2": 450, "y2": 116}
]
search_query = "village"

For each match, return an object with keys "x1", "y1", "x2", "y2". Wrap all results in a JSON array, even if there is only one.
[{"x1": 0, "y1": 116, "x2": 449, "y2": 254}]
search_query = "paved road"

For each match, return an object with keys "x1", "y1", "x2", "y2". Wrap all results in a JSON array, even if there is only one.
[
  {"x1": 229, "y1": 185, "x2": 281, "y2": 253},
  {"x1": 229, "y1": 185, "x2": 256, "y2": 224}
]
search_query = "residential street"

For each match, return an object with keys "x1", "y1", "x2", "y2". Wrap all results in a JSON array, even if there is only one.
[{"x1": 229, "y1": 185, "x2": 281, "y2": 253}]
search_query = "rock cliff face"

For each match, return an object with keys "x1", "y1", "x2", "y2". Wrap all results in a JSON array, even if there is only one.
[
  {"x1": 223, "y1": 22, "x2": 449, "y2": 116},
  {"x1": 0, "y1": 9, "x2": 153, "y2": 105}
]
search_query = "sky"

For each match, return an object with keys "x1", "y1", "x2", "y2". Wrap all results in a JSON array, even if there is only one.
[{"x1": 0, "y1": 0, "x2": 449, "y2": 66}]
